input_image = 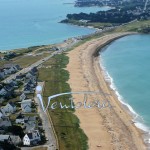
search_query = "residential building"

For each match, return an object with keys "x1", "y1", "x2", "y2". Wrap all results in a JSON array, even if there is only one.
[
  {"x1": 20, "y1": 99, "x2": 32, "y2": 113},
  {"x1": 0, "y1": 135, "x2": 21, "y2": 145},
  {"x1": 23, "y1": 130, "x2": 41, "y2": 146},
  {"x1": 31, "y1": 67, "x2": 38, "y2": 73},
  {"x1": 16, "y1": 75, "x2": 23, "y2": 81},
  {"x1": 0, "y1": 71, "x2": 5, "y2": 79},
  {"x1": 20, "y1": 93, "x2": 26, "y2": 101},
  {"x1": 9, "y1": 81, "x2": 18, "y2": 88},
  {"x1": 0, "y1": 117, "x2": 12, "y2": 128},
  {"x1": 10, "y1": 135, "x2": 21, "y2": 145},
  {"x1": 2, "y1": 102, "x2": 16, "y2": 113},
  {"x1": 4, "y1": 64, "x2": 20, "y2": 70},
  {"x1": 15, "y1": 113, "x2": 25, "y2": 124},
  {"x1": 0, "y1": 111, "x2": 4, "y2": 119},
  {"x1": 23, "y1": 86, "x2": 34, "y2": 94},
  {"x1": 0, "y1": 135, "x2": 11, "y2": 143},
  {"x1": 0, "y1": 88, "x2": 7, "y2": 96},
  {"x1": 4, "y1": 84, "x2": 14, "y2": 92},
  {"x1": 3, "y1": 69, "x2": 12, "y2": 75},
  {"x1": 26, "y1": 72, "x2": 35, "y2": 79},
  {"x1": 24, "y1": 116, "x2": 36, "y2": 133}
]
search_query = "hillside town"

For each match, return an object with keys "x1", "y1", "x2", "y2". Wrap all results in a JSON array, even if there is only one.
[
  {"x1": 75, "y1": 0, "x2": 149, "y2": 9},
  {"x1": 61, "y1": 0, "x2": 150, "y2": 33}
]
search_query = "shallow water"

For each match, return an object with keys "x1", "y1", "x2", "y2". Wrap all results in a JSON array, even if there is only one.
[{"x1": 100, "y1": 34, "x2": 150, "y2": 132}]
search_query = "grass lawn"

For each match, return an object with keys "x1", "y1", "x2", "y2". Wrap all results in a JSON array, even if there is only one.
[
  {"x1": 0, "y1": 45, "x2": 52, "y2": 68},
  {"x1": 38, "y1": 54, "x2": 88, "y2": 150},
  {"x1": 12, "y1": 53, "x2": 49, "y2": 68},
  {"x1": 88, "y1": 22, "x2": 113, "y2": 28},
  {"x1": 114, "y1": 20, "x2": 150, "y2": 32},
  {"x1": 77, "y1": 20, "x2": 150, "y2": 33},
  {"x1": 0, "y1": 60, "x2": 11, "y2": 68}
]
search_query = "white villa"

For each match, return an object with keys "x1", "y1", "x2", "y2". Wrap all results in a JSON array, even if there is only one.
[{"x1": 23, "y1": 130, "x2": 41, "y2": 146}]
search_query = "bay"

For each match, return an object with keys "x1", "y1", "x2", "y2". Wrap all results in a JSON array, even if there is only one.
[
  {"x1": 100, "y1": 34, "x2": 150, "y2": 131},
  {"x1": 0, "y1": 0, "x2": 110, "y2": 50}
]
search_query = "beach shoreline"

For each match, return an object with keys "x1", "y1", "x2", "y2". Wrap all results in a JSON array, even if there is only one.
[{"x1": 66, "y1": 32, "x2": 146, "y2": 149}]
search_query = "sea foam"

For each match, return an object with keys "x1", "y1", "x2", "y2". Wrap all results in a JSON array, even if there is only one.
[{"x1": 99, "y1": 55, "x2": 150, "y2": 135}]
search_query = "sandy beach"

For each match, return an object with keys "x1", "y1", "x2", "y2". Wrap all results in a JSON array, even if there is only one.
[{"x1": 66, "y1": 32, "x2": 146, "y2": 150}]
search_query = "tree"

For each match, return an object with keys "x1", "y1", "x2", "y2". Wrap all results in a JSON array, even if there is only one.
[{"x1": 7, "y1": 125, "x2": 25, "y2": 139}]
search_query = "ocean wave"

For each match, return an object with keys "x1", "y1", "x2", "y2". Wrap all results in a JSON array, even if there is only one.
[{"x1": 99, "y1": 55, "x2": 150, "y2": 134}]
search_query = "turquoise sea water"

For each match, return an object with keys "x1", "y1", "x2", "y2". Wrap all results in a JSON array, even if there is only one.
[
  {"x1": 100, "y1": 34, "x2": 150, "y2": 133},
  {"x1": 0, "y1": 0, "x2": 110, "y2": 50}
]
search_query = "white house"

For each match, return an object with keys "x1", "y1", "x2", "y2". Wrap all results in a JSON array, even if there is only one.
[
  {"x1": 23, "y1": 130, "x2": 41, "y2": 146},
  {"x1": 20, "y1": 99, "x2": 32, "y2": 113},
  {"x1": 23, "y1": 86, "x2": 34, "y2": 94},
  {"x1": 2, "y1": 102, "x2": 16, "y2": 113}
]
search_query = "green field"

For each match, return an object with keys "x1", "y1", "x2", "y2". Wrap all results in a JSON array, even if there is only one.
[
  {"x1": 12, "y1": 53, "x2": 50, "y2": 68},
  {"x1": 64, "y1": 19, "x2": 150, "y2": 35},
  {"x1": 0, "y1": 45, "x2": 52, "y2": 68},
  {"x1": 38, "y1": 54, "x2": 88, "y2": 150},
  {"x1": 0, "y1": 52, "x2": 50, "y2": 68},
  {"x1": 114, "y1": 20, "x2": 150, "y2": 32}
]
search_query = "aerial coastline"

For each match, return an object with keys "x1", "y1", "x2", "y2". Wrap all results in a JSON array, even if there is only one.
[
  {"x1": 66, "y1": 32, "x2": 146, "y2": 150},
  {"x1": 0, "y1": 30, "x2": 149, "y2": 149},
  {"x1": 0, "y1": 0, "x2": 150, "y2": 149}
]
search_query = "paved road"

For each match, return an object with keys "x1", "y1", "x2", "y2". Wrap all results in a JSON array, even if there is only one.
[
  {"x1": 3, "y1": 51, "x2": 58, "y2": 83},
  {"x1": 35, "y1": 82, "x2": 58, "y2": 150},
  {"x1": 3, "y1": 38, "x2": 79, "y2": 83},
  {"x1": 21, "y1": 82, "x2": 58, "y2": 150}
]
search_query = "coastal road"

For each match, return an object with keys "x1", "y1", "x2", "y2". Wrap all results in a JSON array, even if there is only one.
[
  {"x1": 2, "y1": 37, "x2": 79, "y2": 150},
  {"x1": 2, "y1": 38, "x2": 79, "y2": 83},
  {"x1": 34, "y1": 82, "x2": 58, "y2": 150},
  {"x1": 3, "y1": 52, "x2": 57, "y2": 83}
]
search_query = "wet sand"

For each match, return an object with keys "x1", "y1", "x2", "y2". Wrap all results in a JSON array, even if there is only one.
[{"x1": 66, "y1": 32, "x2": 146, "y2": 150}]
